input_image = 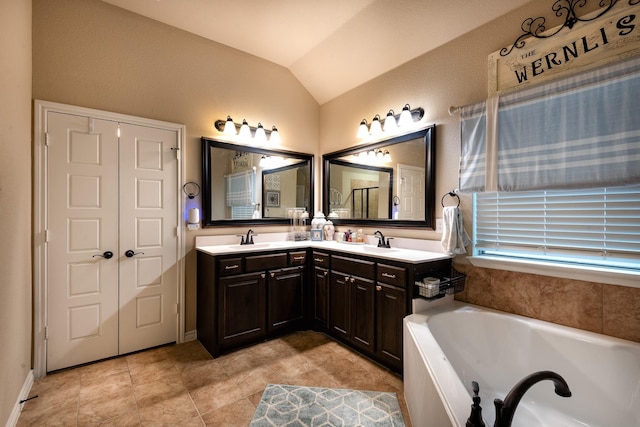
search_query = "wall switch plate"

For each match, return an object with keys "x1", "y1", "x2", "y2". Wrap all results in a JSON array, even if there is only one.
[{"x1": 436, "y1": 218, "x2": 443, "y2": 233}]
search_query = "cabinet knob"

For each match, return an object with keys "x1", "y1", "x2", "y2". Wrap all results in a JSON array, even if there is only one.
[
  {"x1": 350, "y1": 277, "x2": 355, "y2": 283},
  {"x1": 261, "y1": 273, "x2": 266, "y2": 279},
  {"x1": 271, "y1": 272, "x2": 275, "y2": 278},
  {"x1": 376, "y1": 285, "x2": 382, "y2": 291},
  {"x1": 324, "y1": 271, "x2": 328, "y2": 277}
]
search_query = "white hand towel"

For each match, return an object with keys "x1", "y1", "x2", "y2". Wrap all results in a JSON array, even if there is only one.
[{"x1": 441, "y1": 206, "x2": 472, "y2": 255}]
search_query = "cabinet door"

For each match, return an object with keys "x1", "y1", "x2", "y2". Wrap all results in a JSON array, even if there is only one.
[
  {"x1": 375, "y1": 283, "x2": 406, "y2": 371},
  {"x1": 218, "y1": 272, "x2": 266, "y2": 350},
  {"x1": 350, "y1": 276, "x2": 375, "y2": 353},
  {"x1": 313, "y1": 265, "x2": 329, "y2": 329},
  {"x1": 268, "y1": 266, "x2": 304, "y2": 335},
  {"x1": 329, "y1": 271, "x2": 350, "y2": 340}
]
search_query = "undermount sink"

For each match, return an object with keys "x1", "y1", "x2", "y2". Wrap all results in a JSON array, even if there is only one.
[
  {"x1": 361, "y1": 245, "x2": 400, "y2": 253},
  {"x1": 226, "y1": 242, "x2": 284, "y2": 249}
]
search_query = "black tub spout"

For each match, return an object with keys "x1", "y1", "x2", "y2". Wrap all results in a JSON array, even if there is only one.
[{"x1": 494, "y1": 370, "x2": 572, "y2": 427}]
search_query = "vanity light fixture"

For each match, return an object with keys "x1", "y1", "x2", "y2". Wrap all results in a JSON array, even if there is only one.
[
  {"x1": 357, "y1": 104, "x2": 424, "y2": 138},
  {"x1": 357, "y1": 119, "x2": 369, "y2": 138},
  {"x1": 223, "y1": 115, "x2": 236, "y2": 135},
  {"x1": 270, "y1": 126, "x2": 281, "y2": 143},
  {"x1": 254, "y1": 122, "x2": 266, "y2": 143},
  {"x1": 398, "y1": 104, "x2": 414, "y2": 127},
  {"x1": 238, "y1": 119, "x2": 251, "y2": 139},
  {"x1": 369, "y1": 114, "x2": 383, "y2": 135},
  {"x1": 383, "y1": 110, "x2": 397, "y2": 132},
  {"x1": 214, "y1": 116, "x2": 280, "y2": 143},
  {"x1": 352, "y1": 149, "x2": 392, "y2": 164}
]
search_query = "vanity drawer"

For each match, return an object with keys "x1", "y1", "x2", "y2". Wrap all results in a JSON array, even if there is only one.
[
  {"x1": 246, "y1": 252, "x2": 288, "y2": 272},
  {"x1": 312, "y1": 251, "x2": 330, "y2": 268},
  {"x1": 377, "y1": 263, "x2": 406, "y2": 287},
  {"x1": 289, "y1": 251, "x2": 307, "y2": 266},
  {"x1": 331, "y1": 255, "x2": 375, "y2": 280},
  {"x1": 218, "y1": 257, "x2": 243, "y2": 276}
]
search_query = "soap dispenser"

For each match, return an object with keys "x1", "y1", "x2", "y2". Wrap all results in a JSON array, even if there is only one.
[{"x1": 466, "y1": 381, "x2": 486, "y2": 427}]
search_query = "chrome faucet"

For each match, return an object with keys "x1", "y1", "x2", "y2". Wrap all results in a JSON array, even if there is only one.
[
  {"x1": 373, "y1": 230, "x2": 391, "y2": 248},
  {"x1": 493, "y1": 371, "x2": 572, "y2": 427},
  {"x1": 238, "y1": 229, "x2": 256, "y2": 245}
]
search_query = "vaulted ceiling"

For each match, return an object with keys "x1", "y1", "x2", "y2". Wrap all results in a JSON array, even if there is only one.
[{"x1": 101, "y1": 0, "x2": 532, "y2": 104}]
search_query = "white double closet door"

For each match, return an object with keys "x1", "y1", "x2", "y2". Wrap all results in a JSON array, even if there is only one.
[{"x1": 46, "y1": 111, "x2": 179, "y2": 372}]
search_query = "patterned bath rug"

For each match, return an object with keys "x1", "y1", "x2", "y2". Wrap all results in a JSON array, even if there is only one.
[{"x1": 249, "y1": 384, "x2": 406, "y2": 426}]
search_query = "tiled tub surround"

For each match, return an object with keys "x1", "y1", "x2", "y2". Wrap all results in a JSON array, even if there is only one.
[{"x1": 454, "y1": 262, "x2": 640, "y2": 344}]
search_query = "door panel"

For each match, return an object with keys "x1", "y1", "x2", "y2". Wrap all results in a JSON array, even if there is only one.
[
  {"x1": 398, "y1": 164, "x2": 425, "y2": 220},
  {"x1": 46, "y1": 113, "x2": 179, "y2": 371},
  {"x1": 118, "y1": 123, "x2": 178, "y2": 354},
  {"x1": 47, "y1": 113, "x2": 119, "y2": 371}
]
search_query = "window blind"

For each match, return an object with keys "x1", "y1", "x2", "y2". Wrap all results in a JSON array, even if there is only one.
[
  {"x1": 459, "y1": 55, "x2": 640, "y2": 193},
  {"x1": 474, "y1": 185, "x2": 640, "y2": 271}
]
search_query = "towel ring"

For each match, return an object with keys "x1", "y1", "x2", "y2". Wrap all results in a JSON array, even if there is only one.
[{"x1": 441, "y1": 191, "x2": 460, "y2": 208}]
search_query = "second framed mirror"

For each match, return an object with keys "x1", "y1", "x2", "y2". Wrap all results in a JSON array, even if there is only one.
[{"x1": 323, "y1": 125, "x2": 435, "y2": 228}]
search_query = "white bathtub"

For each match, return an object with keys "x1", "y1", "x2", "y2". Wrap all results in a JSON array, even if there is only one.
[{"x1": 404, "y1": 300, "x2": 640, "y2": 427}]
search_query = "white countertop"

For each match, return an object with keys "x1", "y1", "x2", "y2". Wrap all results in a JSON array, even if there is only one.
[{"x1": 195, "y1": 234, "x2": 451, "y2": 264}]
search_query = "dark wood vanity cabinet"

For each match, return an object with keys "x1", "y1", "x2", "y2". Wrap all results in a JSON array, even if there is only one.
[
  {"x1": 268, "y1": 266, "x2": 305, "y2": 335},
  {"x1": 327, "y1": 256, "x2": 408, "y2": 371},
  {"x1": 329, "y1": 255, "x2": 376, "y2": 354},
  {"x1": 311, "y1": 251, "x2": 330, "y2": 330},
  {"x1": 218, "y1": 271, "x2": 266, "y2": 350},
  {"x1": 375, "y1": 263, "x2": 407, "y2": 370},
  {"x1": 197, "y1": 250, "x2": 305, "y2": 357},
  {"x1": 198, "y1": 245, "x2": 451, "y2": 373}
]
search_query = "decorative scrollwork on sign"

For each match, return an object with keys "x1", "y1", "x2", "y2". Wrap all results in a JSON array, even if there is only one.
[{"x1": 500, "y1": 0, "x2": 624, "y2": 56}]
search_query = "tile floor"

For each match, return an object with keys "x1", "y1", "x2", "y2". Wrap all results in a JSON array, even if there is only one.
[{"x1": 18, "y1": 331, "x2": 412, "y2": 426}]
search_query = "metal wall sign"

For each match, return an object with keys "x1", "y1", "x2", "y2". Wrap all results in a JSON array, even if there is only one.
[{"x1": 488, "y1": 0, "x2": 640, "y2": 96}]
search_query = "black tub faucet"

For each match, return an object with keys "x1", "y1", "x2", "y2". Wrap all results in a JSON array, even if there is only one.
[{"x1": 493, "y1": 371, "x2": 572, "y2": 427}]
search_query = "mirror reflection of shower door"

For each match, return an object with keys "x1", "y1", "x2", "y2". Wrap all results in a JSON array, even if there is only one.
[
  {"x1": 398, "y1": 164, "x2": 425, "y2": 220},
  {"x1": 351, "y1": 179, "x2": 379, "y2": 218}
]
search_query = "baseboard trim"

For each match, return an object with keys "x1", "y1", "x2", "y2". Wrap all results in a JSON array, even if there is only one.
[
  {"x1": 184, "y1": 330, "x2": 197, "y2": 342},
  {"x1": 5, "y1": 369, "x2": 34, "y2": 427}
]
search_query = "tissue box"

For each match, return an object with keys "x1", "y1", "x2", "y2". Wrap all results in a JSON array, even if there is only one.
[{"x1": 310, "y1": 229, "x2": 323, "y2": 241}]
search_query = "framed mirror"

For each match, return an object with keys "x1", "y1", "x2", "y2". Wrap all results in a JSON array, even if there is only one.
[
  {"x1": 322, "y1": 125, "x2": 435, "y2": 228},
  {"x1": 201, "y1": 138, "x2": 314, "y2": 227}
]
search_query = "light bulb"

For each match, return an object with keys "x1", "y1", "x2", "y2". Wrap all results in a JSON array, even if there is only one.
[
  {"x1": 238, "y1": 119, "x2": 251, "y2": 139},
  {"x1": 223, "y1": 116, "x2": 236, "y2": 135},
  {"x1": 398, "y1": 104, "x2": 413, "y2": 127},
  {"x1": 383, "y1": 150, "x2": 391, "y2": 162},
  {"x1": 369, "y1": 115, "x2": 382, "y2": 135},
  {"x1": 255, "y1": 122, "x2": 266, "y2": 142},
  {"x1": 357, "y1": 119, "x2": 369, "y2": 138},
  {"x1": 376, "y1": 150, "x2": 384, "y2": 160},
  {"x1": 383, "y1": 110, "x2": 397, "y2": 132},
  {"x1": 270, "y1": 126, "x2": 281, "y2": 143}
]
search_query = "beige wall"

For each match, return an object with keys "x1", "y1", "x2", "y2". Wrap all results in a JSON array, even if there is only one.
[
  {"x1": 0, "y1": 0, "x2": 32, "y2": 424},
  {"x1": 32, "y1": 0, "x2": 320, "y2": 333}
]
